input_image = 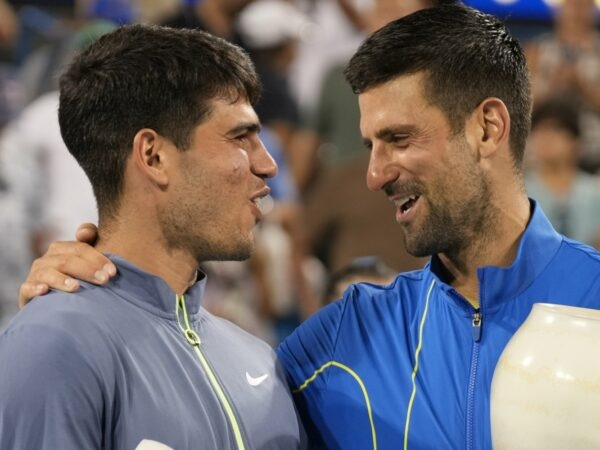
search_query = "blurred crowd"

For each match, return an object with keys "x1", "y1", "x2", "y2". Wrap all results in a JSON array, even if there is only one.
[{"x1": 1, "y1": 0, "x2": 600, "y2": 342}]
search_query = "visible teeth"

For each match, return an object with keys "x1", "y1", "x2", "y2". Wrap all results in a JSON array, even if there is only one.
[
  {"x1": 397, "y1": 195, "x2": 416, "y2": 204},
  {"x1": 400, "y1": 195, "x2": 419, "y2": 213}
]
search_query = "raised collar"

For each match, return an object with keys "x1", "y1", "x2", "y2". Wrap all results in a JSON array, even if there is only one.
[
  {"x1": 103, "y1": 254, "x2": 207, "y2": 321},
  {"x1": 429, "y1": 199, "x2": 562, "y2": 312}
]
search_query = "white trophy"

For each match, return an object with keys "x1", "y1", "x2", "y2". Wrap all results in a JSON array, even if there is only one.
[{"x1": 491, "y1": 303, "x2": 600, "y2": 449}]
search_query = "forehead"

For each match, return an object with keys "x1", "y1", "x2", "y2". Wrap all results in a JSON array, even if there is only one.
[
  {"x1": 357, "y1": 72, "x2": 447, "y2": 136},
  {"x1": 203, "y1": 96, "x2": 259, "y2": 128}
]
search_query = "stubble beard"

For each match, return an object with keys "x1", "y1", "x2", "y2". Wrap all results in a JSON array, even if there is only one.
[
  {"x1": 401, "y1": 162, "x2": 497, "y2": 263},
  {"x1": 160, "y1": 159, "x2": 257, "y2": 263},
  {"x1": 159, "y1": 190, "x2": 254, "y2": 264},
  {"x1": 160, "y1": 212, "x2": 254, "y2": 263}
]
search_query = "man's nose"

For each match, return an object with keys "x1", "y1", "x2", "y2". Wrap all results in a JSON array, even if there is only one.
[{"x1": 366, "y1": 144, "x2": 400, "y2": 192}]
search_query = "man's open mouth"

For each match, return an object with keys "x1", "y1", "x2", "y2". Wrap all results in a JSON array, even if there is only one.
[{"x1": 400, "y1": 195, "x2": 420, "y2": 214}]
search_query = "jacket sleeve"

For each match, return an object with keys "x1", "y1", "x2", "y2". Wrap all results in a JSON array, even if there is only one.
[
  {"x1": 277, "y1": 295, "x2": 358, "y2": 448},
  {"x1": 0, "y1": 320, "x2": 104, "y2": 449},
  {"x1": 277, "y1": 299, "x2": 347, "y2": 390}
]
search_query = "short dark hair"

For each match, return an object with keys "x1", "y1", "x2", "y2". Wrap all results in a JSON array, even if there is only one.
[
  {"x1": 59, "y1": 24, "x2": 261, "y2": 220},
  {"x1": 531, "y1": 97, "x2": 580, "y2": 138},
  {"x1": 345, "y1": 3, "x2": 532, "y2": 169}
]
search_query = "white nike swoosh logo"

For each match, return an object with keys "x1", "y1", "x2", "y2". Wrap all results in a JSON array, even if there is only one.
[{"x1": 246, "y1": 371, "x2": 269, "y2": 386}]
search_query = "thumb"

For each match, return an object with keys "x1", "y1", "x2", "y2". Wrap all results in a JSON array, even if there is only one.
[{"x1": 75, "y1": 223, "x2": 99, "y2": 245}]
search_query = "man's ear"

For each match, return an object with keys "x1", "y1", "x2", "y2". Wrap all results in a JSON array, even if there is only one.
[
  {"x1": 469, "y1": 97, "x2": 510, "y2": 159},
  {"x1": 132, "y1": 128, "x2": 170, "y2": 187}
]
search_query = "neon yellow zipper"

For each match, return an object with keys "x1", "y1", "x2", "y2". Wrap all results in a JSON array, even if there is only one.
[{"x1": 175, "y1": 294, "x2": 246, "y2": 450}]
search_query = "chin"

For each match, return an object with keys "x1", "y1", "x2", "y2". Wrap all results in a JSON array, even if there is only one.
[
  {"x1": 404, "y1": 235, "x2": 439, "y2": 258},
  {"x1": 229, "y1": 237, "x2": 254, "y2": 261}
]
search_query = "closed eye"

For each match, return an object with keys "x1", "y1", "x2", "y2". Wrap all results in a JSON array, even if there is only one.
[
  {"x1": 235, "y1": 133, "x2": 250, "y2": 143},
  {"x1": 389, "y1": 134, "x2": 410, "y2": 148},
  {"x1": 374, "y1": 126, "x2": 416, "y2": 149}
]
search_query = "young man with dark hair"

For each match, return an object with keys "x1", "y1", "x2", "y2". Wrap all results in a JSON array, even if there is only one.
[{"x1": 0, "y1": 24, "x2": 305, "y2": 449}]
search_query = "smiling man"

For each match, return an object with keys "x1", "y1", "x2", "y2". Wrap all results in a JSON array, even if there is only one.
[
  {"x1": 277, "y1": 3, "x2": 600, "y2": 449},
  {"x1": 0, "y1": 25, "x2": 305, "y2": 449}
]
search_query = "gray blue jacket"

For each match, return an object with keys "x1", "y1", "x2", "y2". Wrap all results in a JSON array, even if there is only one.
[{"x1": 0, "y1": 256, "x2": 306, "y2": 449}]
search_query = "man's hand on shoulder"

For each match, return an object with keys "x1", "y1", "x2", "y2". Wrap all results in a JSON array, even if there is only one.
[{"x1": 18, "y1": 223, "x2": 117, "y2": 308}]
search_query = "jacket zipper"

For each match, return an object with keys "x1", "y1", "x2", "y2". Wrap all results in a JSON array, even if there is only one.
[
  {"x1": 175, "y1": 294, "x2": 246, "y2": 450},
  {"x1": 466, "y1": 309, "x2": 482, "y2": 450}
]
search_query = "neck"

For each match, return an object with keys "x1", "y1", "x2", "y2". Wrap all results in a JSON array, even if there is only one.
[
  {"x1": 96, "y1": 216, "x2": 199, "y2": 295},
  {"x1": 438, "y1": 192, "x2": 531, "y2": 305}
]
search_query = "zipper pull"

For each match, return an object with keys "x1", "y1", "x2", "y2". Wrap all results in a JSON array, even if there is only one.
[
  {"x1": 472, "y1": 310, "x2": 482, "y2": 342},
  {"x1": 176, "y1": 294, "x2": 201, "y2": 346},
  {"x1": 184, "y1": 329, "x2": 201, "y2": 346}
]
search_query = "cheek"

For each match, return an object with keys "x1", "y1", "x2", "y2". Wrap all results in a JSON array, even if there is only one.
[
  {"x1": 225, "y1": 161, "x2": 246, "y2": 186},
  {"x1": 408, "y1": 151, "x2": 447, "y2": 183},
  {"x1": 218, "y1": 160, "x2": 252, "y2": 206},
  {"x1": 232, "y1": 161, "x2": 243, "y2": 174}
]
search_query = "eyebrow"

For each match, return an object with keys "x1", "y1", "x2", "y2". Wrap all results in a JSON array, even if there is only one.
[{"x1": 226, "y1": 122, "x2": 261, "y2": 137}]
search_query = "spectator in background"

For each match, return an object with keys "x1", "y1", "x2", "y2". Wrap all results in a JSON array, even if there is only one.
[
  {"x1": 1, "y1": 20, "x2": 115, "y2": 245},
  {"x1": 77, "y1": 0, "x2": 181, "y2": 24},
  {"x1": 0, "y1": 20, "x2": 115, "y2": 330},
  {"x1": 236, "y1": 0, "x2": 316, "y2": 190},
  {"x1": 0, "y1": 0, "x2": 18, "y2": 48},
  {"x1": 76, "y1": 0, "x2": 134, "y2": 23},
  {"x1": 300, "y1": 0, "x2": 438, "y2": 276},
  {"x1": 15, "y1": 0, "x2": 180, "y2": 107},
  {"x1": 161, "y1": 0, "x2": 253, "y2": 43},
  {"x1": 525, "y1": 0, "x2": 600, "y2": 173},
  {"x1": 324, "y1": 256, "x2": 396, "y2": 304},
  {"x1": 526, "y1": 97, "x2": 600, "y2": 248},
  {"x1": 13, "y1": 5, "x2": 74, "y2": 106},
  {"x1": 307, "y1": 0, "x2": 454, "y2": 168},
  {"x1": 0, "y1": 0, "x2": 20, "y2": 128},
  {"x1": 0, "y1": 0, "x2": 21, "y2": 330},
  {"x1": 303, "y1": 151, "x2": 427, "y2": 274},
  {"x1": 0, "y1": 111, "x2": 39, "y2": 330}
]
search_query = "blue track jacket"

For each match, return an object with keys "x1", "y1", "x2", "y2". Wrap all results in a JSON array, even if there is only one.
[{"x1": 277, "y1": 201, "x2": 600, "y2": 449}]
